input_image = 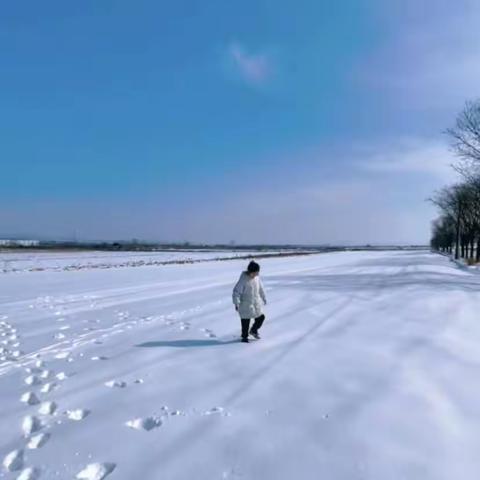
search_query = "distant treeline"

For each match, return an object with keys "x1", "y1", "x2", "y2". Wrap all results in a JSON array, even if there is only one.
[{"x1": 0, "y1": 241, "x2": 426, "y2": 253}]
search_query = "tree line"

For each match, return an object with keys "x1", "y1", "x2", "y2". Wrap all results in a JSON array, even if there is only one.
[{"x1": 430, "y1": 100, "x2": 480, "y2": 262}]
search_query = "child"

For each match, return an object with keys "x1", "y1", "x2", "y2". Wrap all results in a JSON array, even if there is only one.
[{"x1": 232, "y1": 260, "x2": 267, "y2": 343}]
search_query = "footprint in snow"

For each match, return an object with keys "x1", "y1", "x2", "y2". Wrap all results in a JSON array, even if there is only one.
[
  {"x1": 24, "y1": 375, "x2": 41, "y2": 386},
  {"x1": 203, "y1": 407, "x2": 227, "y2": 416},
  {"x1": 55, "y1": 352, "x2": 70, "y2": 359},
  {"x1": 40, "y1": 382, "x2": 57, "y2": 393},
  {"x1": 105, "y1": 380, "x2": 126, "y2": 388},
  {"x1": 76, "y1": 462, "x2": 116, "y2": 480},
  {"x1": 66, "y1": 409, "x2": 90, "y2": 421},
  {"x1": 91, "y1": 356, "x2": 108, "y2": 361},
  {"x1": 21, "y1": 392, "x2": 40, "y2": 405},
  {"x1": 25, "y1": 366, "x2": 41, "y2": 375},
  {"x1": 27, "y1": 433, "x2": 51, "y2": 449},
  {"x1": 22, "y1": 416, "x2": 42, "y2": 436},
  {"x1": 35, "y1": 360, "x2": 45, "y2": 368},
  {"x1": 17, "y1": 466, "x2": 40, "y2": 480},
  {"x1": 38, "y1": 401, "x2": 57, "y2": 415},
  {"x1": 169, "y1": 410, "x2": 185, "y2": 416},
  {"x1": 2, "y1": 449, "x2": 24, "y2": 472},
  {"x1": 125, "y1": 416, "x2": 162, "y2": 431},
  {"x1": 39, "y1": 370, "x2": 53, "y2": 380},
  {"x1": 201, "y1": 328, "x2": 217, "y2": 338}
]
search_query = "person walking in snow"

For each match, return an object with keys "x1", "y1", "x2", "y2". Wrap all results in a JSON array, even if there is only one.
[{"x1": 232, "y1": 260, "x2": 267, "y2": 343}]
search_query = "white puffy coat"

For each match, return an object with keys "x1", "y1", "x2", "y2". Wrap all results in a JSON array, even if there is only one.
[{"x1": 232, "y1": 272, "x2": 267, "y2": 319}]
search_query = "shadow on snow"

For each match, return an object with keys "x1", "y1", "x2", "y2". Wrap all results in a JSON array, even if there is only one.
[{"x1": 136, "y1": 339, "x2": 239, "y2": 348}]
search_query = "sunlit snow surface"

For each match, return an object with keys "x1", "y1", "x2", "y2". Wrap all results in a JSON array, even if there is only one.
[
  {"x1": 1, "y1": 250, "x2": 480, "y2": 479},
  {"x1": 0, "y1": 249, "x2": 295, "y2": 273}
]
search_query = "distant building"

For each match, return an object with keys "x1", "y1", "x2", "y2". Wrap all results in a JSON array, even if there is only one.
[{"x1": 0, "y1": 239, "x2": 40, "y2": 247}]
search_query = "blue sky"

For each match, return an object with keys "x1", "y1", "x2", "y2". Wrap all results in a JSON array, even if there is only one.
[{"x1": 2, "y1": 0, "x2": 478, "y2": 244}]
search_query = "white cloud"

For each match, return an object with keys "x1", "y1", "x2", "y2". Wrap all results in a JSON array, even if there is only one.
[
  {"x1": 156, "y1": 138, "x2": 455, "y2": 246},
  {"x1": 357, "y1": 138, "x2": 458, "y2": 183},
  {"x1": 227, "y1": 42, "x2": 273, "y2": 87}
]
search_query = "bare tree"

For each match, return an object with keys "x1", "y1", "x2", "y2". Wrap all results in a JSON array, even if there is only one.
[
  {"x1": 431, "y1": 216, "x2": 455, "y2": 253},
  {"x1": 447, "y1": 100, "x2": 480, "y2": 175},
  {"x1": 429, "y1": 184, "x2": 473, "y2": 259},
  {"x1": 429, "y1": 99, "x2": 480, "y2": 262}
]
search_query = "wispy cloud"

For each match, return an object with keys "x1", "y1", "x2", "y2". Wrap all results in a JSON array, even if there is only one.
[
  {"x1": 357, "y1": 138, "x2": 458, "y2": 183},
  {"x1": 227, "y1": 42, "x2": 273, "y2": 87}
]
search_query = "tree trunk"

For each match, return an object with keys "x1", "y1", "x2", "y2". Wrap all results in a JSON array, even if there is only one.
[{"x1": 455, "y1": 211, "x2": 461, "y2": 259}]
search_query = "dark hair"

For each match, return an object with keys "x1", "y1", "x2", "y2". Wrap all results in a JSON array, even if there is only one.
[{"x1": 247, "y1": 261, "x2": 260, "y2": 273}]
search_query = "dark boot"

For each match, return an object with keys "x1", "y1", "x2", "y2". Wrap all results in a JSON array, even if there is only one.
[
  {"x1": 250, "y1": 315, "x2": 265, "y2": 339},
  {"x1": 241, "y1": 318, "x2": 250, "y2": 341}
]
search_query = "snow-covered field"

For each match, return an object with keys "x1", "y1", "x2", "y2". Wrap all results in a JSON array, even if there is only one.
[
  {"x1": 0, "y1": 250, "x2": 297, "y2": 273},
  {"x1": 1, "y1": 250, "x2": 480, "y2": 480}
]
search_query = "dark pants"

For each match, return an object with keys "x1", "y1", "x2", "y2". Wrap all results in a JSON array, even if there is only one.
[{"x1": 241, "y1": 314, "x2": 265, "y2": 339}]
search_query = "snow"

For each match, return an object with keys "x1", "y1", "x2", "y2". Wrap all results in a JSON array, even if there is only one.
[
  {"x1": 76, "y1": 462, "x2": 116, "y2": 480},
  {"x1": 16, "y1": 467, "x2": 40, "y2": 480},
  {"x1": 1, "y1": 249, "x2": 480, "y2": 479},
  {"x1": 38, "y1": 401, "x2": 57, "y2": 416},
  {"x1": 21, "y1": 416, "x2": 41, "y2": 437},
  {"x1": 20, "y1": 393, "x2": 40, "y2": 406},
  {"x1": 0, "y1": 249, "x2": 299, "y2": 273},
  {"x1": 66, "y1": 409, "x2": 90, "y2": 421},
  {"x1": 125, "y1": 417, "x2": 162, "y2": 431},
  {"x1": 26, "y1": 434, "x2": 50, "y2": 450},
  {"x1": 2, "y1": 449, "x2": 24, "y2": 472}
]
